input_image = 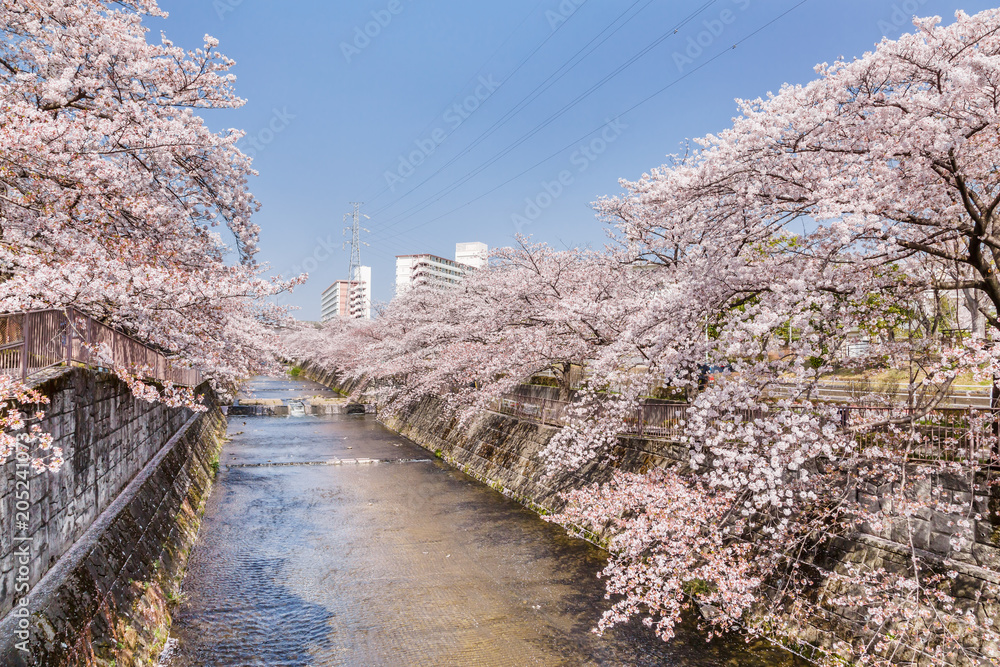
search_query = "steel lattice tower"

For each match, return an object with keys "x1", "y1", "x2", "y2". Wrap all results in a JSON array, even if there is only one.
[{"x1": 343, "y1": 202, "x2": 369, "y2": 283}]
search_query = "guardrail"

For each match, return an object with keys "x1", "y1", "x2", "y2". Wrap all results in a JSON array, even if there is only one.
[
  {"x1": 494, "y1": 393, "x2": 1000, "y2": 464},
  {"x1": 0, "y1": 309, "x2": 202, "y2": 387},
  {"x1": 495, "y1": 395, "x2": 689, "y2": 440},
  {"x1": 840, "y1": 405, "x2": 1000, "y2": 463},
  {"x1": 496, "y1": 395, "x2": 572, "y2": 426},
  {"x1": 768, "y1": 381, "x2": 992, "y2": 409}
]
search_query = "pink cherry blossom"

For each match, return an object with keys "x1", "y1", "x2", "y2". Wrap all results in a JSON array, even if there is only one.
[
  {"x1": 0, "y1": 0, "x2": 303, "y2": 469},
  {"x1": 290, "y1": 11, "x2": 1000, "y2": 664}
]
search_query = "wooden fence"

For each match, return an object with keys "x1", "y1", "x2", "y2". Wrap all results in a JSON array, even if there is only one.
[{"x1": 0, "y1": 309, "x2": 202, "y2": 387}]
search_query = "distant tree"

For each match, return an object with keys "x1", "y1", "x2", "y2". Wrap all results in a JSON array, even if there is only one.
[{"x1": 287, "y1": 238, "x2": 650, "y2": 421}]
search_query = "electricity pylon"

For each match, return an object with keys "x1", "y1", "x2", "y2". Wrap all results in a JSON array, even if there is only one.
[{"x1": 343, "y1": 202, "x2": 370, "y2": 283}]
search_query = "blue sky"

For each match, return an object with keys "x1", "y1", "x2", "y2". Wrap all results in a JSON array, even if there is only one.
[{"x1": 153, "y1": 0, "x2": 994, "y2": 319}]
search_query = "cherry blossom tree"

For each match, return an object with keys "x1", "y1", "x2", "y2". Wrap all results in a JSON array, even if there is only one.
[
  {"x1": 0, "y1": 0, "x2": 301, "y2": 468},
  {"x1": 553, "y1": 9, "x2": 1000, "y2": 664},
  {"x1": 0, "y1": 375, "x2": 57, "y2": 472},
  {"x1": 287, "y1": 10, "x2": 1000, "y2": 665},
  {"x1": 287, "y1": 238, "x2": 652, "y2": 422}
]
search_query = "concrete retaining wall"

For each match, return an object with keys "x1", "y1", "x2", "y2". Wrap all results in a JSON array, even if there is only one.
[
  {"x1": 379, "y1": 394, "x2": 684, "y2": 516},
  {"x1": 0, "y1": 368, "x2": 227, "y2": 666}
]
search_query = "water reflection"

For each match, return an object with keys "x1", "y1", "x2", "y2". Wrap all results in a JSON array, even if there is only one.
[{"x1": 170, "y1": 377, "x2": 803, "y2": 666}]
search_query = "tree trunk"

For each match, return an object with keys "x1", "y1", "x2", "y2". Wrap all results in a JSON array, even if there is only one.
[
  {"x1": 557, "y1": 362, "x2": 572, "y2": 402},
  {"x1": 962, "y1": 288, "x2": 986, "y2": 339}
]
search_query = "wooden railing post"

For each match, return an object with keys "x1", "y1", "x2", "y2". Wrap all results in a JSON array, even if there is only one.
[
  {"x1": 19, "y1": 314, "x2": 27, "y2": 381},
  {"x1": 87, "y1": 315, "x2": 93, "y2": 367},
  {"x1": 967, "y1": 407, "x2": 974, "y2": 462},
  {"x1": 64, "y1": 308, "x2": 73, "y2": 367}
]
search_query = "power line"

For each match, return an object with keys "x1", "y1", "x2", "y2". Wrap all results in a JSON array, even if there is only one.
[
  {"x1": 369, "y1": 0, "x2": 814, "y2": 245},
  {"x1": 366, "y1": 0, "x2": 723, "y2": 232},
  {"x1": 366, "y1": 0, "x2": 662, "y2": 221},
  {"x1": 360, "y1": 0, "x2": 581, "y2": 207}
]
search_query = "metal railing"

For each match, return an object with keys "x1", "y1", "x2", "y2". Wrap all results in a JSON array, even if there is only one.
[
  {"x1": 495, "y1": 394, "x2": 689, "y2": 440},
  {"x1": 839, "y1": 405, "x2": 1000, "y2": 463},
  {"x1": 768, "y1": 381, "x2": 992, "y2": 409},
  {"x1": 496, "y1": 395, "x2": 572, "y2": 426},
  {"x1": 494, "y1": 393, "x2": 1000, "y2": 464},
  {"x1": 0, "y1": 309, "x2": 202, "y2": 387},
  {"x1": 624, "y1": 402, "x2": 690, "y2": 440}
]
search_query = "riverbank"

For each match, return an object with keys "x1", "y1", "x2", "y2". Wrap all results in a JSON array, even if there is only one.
[
  {"x1": 299, "y1": 363, "x2": 1000, "y2": 666},
  {"x1": 0, "y1": 368, "x2": 227, "y2": 667},
  {"x1": 167, "y1": 375, "x2": 802, "y2": 666}
]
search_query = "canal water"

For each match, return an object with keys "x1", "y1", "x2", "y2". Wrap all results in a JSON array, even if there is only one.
[{"x1": 168, "y1": 377, "x2": 802, "y2": 666}]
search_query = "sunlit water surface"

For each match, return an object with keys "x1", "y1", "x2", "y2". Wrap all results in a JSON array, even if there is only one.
[{"x1": 169, "y1": 377, "x2": 804, "y2": 666}]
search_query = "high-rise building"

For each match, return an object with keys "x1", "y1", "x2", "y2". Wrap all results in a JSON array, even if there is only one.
[
  {"x1": 349, "y1": 265, "x2": 372, "y2": 320},
  {"x1": 395, "y1": 242, "x2": 488, "y2": 295},
  {"x1": 455, "y1": 242, "x2": 488, "y2": 269},
  {"x1": 321, "y1": 265, "x2": 372, "y2": 321},
  {"x1": 321, "y1": 280, "x2": 356, "y2": 321},
  {"x1": 394, "y1": 254, "x2": 466, "y2": 293}
]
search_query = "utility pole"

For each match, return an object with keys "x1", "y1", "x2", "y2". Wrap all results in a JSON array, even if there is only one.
[{"x1": 343, "y1": 202, "x2": 369, "y2": 283}]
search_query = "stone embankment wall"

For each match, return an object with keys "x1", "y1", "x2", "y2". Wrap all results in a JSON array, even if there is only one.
[
  {"x1": 382, "y1": 395, "x2": 683, "y2": 515},
  {"x1": 299, "y1": 362, "x2": 682, "y2": 514},
  {"x1": 0, "y1": 368, "x2": 227, "y2": 667},
  {"x1": 301, "y1": 362, "x2": 1000, "y2": 665}
]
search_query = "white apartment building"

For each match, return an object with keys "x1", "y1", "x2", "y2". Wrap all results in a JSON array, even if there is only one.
[
  {"x1": 349, "y1": 265, "x2": 372, "y2": 320},
  {"x1": 320, "y1": 266, "x2": 372, "y2": 321},
  {"x1": 321, "y1": 280, "x2": 355, "y2": 321},
  {"x1": 455, "y1": 242, "x2": 488, "y2": 269},
  {"x1": 395, "y1": 242, "x2": 488, "y2": 295}
]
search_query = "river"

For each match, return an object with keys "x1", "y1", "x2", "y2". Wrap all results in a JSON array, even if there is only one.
[{"x1": 167, "y1": 376, "x2": 803, "y2": 666}]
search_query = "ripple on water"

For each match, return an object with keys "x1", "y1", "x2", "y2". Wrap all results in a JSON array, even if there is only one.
[{"x1": 169, "y1": 377, "x2": 807, "y2": 667}]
